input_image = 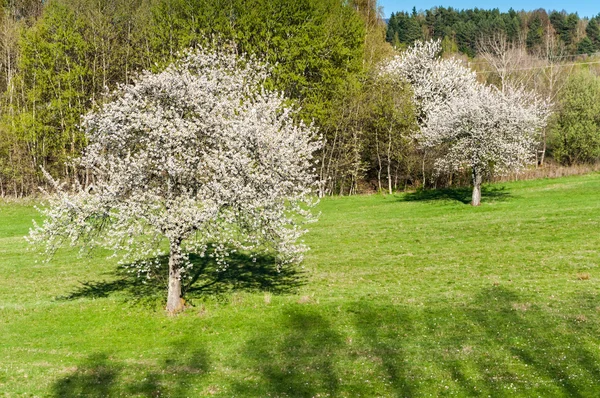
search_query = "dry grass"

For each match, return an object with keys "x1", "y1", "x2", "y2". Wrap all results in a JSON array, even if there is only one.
[
  {"x1": 575, "y1": 314, "x2": 588, "y2": 323},
  {"x1": 297, "y1": 295, "x2": 314, "y2": 304},
  {"x1": 577, "y1": 273, "x2": 591, "y2": 281},
  {"x1": 512, "y1": 303, "x2": 531, "y2": 312},
  {"x1": 263, "y1": 292, "x2": 272, "y2": 305},
  {"x1": 493, "y1": 163, "x2": 600, "y2": 183}
]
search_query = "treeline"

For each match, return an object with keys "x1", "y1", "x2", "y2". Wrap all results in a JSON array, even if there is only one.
[
  {"x1": 0, "y1": 0, "x2": 373, "y2": 196},
  {"x1": 387, "y1": 7, "x2": 600, "y2": 57},
  {"x1": 0, "y1": 1, "x2": 599, "y2": 197},
  {"x1": 0, "y1": 0, "x2": 425, "y2": 197}
]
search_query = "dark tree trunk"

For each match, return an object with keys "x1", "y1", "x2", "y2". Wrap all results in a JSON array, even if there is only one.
[
  {"x1": 471, "y1": 168, "x2": 482, "y2": 206},
  {"x1": 166, "y1": 239, "x2": 184, "y2": 314}
]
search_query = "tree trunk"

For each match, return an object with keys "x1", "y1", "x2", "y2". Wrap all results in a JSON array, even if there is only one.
[
  {"x1": 375, "y1": 131, "x2": 382, "y2": 192},
  {"x1": 387, "y1": 161, "x2": 393, "y2": 195},
  {"x1": 421, "y1": 151, "x2": 427, "y2": 189},
  {"x1": 471, "y1": 168, "x2": 482, "y2": 206},
  {"x1": 166, "y1": 239, "x2": 185, "y2": 314},
  {"x1": 387, "y1": 129, "x2": 393, "y2": 195},
  {"x1": 540, "y1": 130, "x2": 547, "y2": 167}
]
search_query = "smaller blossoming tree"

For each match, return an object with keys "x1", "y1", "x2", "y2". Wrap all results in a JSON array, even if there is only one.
[
  {"x1": 383, "y1": 40, "x2": 551, "y2": 205},
  {"x1": 422, "y1": 84, "x2": 550, "y2": 205},
  {"x1": 29, "y1": 48, "x2": 320, "y2": 313}
]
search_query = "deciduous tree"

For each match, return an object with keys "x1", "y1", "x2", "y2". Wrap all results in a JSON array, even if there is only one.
[
  {"x1": 422, "y1": 84, "x2": 549, "y2": 205},
  {"x1": 384, "y1": 40, "x2": 550, "y2": 205},
  {"x1": 29, "y1": 48, "x2": 320, "y2": 313},
  {"x1": 550, "y1": 70, "x2": 600, "y2": 165}
]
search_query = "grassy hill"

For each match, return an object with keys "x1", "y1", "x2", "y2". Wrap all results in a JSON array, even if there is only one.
[{"x1": 1, "y1": 174, "x2": 600, "y2": 396}]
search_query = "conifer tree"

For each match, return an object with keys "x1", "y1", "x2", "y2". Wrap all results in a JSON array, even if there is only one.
[
  {"x1": 526, "y1": 15, "x2": 543, "y2": 51},
  {"x1": 586, "y1": 18, "x2": 600, "y2": 49}
]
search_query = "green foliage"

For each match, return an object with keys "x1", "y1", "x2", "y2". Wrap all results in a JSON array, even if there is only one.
[
  {"x1": 145, "y1": 0, "x2": 365, "y2": 123},
  {"x1": 577, "y1": 37, "x2": 596, "y2": 55},
  {"x1": 318, "y1": 71, "x2": 417, "y2": 195},
  {"x1": 386, "y1": 11, "x2": 423, "y2": 48},
  {"x1": 360, "y1": 74, "x2": 416, "y2": 192},
  {"x1": 586, "y1": 17, "x2": 600, "y2": 49},
  {"x1": 0, "y1": 0, "x2": 373, "y2": 194},
  {"x1": 385, "y1": 7, "x2": 597, "y2": 59},
  {"x1": 549, "y1": 11, "x2": 579, "y2": 48},
  {"x1": 11, "y1": 1, "x2": 92, "y2": 177},
  {"x1": 440, "y1": 35, "x2": 458, "y2": 54},
  {"x1": 387, "y1": 7, "x2": 530, "y2": 58},
  {"x1": 550, "y1": 70, "x2": 600, "y2": 165},
  {"x1": 0, "y1": 0, "x2": 148, "y2": 194}
]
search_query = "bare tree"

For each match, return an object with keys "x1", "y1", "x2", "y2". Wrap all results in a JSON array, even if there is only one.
[
  {"x1": 476, "y1": 32, "x2": 532, "y2": 92},
  {"x1": 534, "y1": 27, "x2": 572, "y2": 165}
]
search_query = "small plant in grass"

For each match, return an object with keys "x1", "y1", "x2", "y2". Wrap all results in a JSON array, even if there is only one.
[{"x1": 28, "y1": 48, "x2": 320, "y2": 314}]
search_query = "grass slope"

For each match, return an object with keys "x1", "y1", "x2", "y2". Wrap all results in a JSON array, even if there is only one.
[{"x1": 1, "y1": 174, "x2": 600, "y2": 397}]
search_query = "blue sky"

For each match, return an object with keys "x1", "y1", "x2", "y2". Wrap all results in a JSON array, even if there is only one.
[{"x1": 379, "y1": 1, "x2": 599, "y2": 18}]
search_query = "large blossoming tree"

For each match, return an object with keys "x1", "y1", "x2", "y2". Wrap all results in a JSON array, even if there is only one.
[
  {"x1": 384, "y1": 40, "x2": 550, "y2": 205},
  {"x1": 29, "y1": 49, "x2": 320, "y2": 313}
]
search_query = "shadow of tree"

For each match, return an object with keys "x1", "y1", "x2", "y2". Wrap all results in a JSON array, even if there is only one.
[
  {"x1": 53, "y1": 353, "x2": 119, "y2": 397},
  {"x1": 400, "y1": 185, "x2": 511, "y2": 204},
  {"x1": 347, "y1": 289, "x2": 600, "y2": 396},
  {"x1": 60, "y1": 248, "x2": 305, "y2": 305},
  {"x1": 462, "y1": 287, "x2": 600, "y2": 397},
  {"x1": 351, "y1": 301, "x2": 416, "y2": 396},
  {"x1": 52, "y1": 343, "x2": 210, "y2": 397},
  {"x1": 50, "y1": 288, "x2": 600, "y2": 396},
  {"x1": 233, "y1": 307, "x2": 343, "y2": 397}
]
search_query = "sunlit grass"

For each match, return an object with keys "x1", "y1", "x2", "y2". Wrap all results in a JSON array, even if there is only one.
[{"x1": 1, "y1": 173, "x2": 600, "y2": 396}]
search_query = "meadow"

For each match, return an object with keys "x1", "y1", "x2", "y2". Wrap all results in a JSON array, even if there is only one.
[{"x1": 1, "y1": 173, "x2": 600, "y2": 397}]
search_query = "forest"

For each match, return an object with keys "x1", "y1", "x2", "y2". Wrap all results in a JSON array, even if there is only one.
[
  {"x1": 0, "y1": 0, "x2": 599, "y2": 197},
  {"x1": 387, "y1": 7, "x2": 600, "y2": 57}
]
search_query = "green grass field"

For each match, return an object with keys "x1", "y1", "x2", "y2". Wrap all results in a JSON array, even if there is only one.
[{"x1": 1, "y1": 174, "x2": 600, "y2": 397}]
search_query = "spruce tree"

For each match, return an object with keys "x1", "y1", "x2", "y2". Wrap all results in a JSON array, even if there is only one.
[
  {"x1": 586, "y1": 18, "x2": 600, "y2": 49},
  {"x1": 577, "y1": 37, "x2": 596, "y2": 55},
  {"x1": 526, "y1": 15, "x2": 543, "y2": 51}
]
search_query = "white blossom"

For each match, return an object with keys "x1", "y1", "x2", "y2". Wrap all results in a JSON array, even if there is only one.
[
  {"x1": 28, "y1": 48, "x2": 321, "y2": 312},
  {"x1": 423, "y1": 84, "x2": 550, "y2": 177},
  {"x1": 383, "y1": 40, "x2": 551, "y2": 205},
  {"x1": 381, "y1": 39, "x2": 478, "y2": 121}
]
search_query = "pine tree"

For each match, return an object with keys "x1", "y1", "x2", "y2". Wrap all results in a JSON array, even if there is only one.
[
  {"x1": 526, "y1": 15, "x2": 543, "y2": 51},
  {"x1": 577, "y1": 37, "x2": 596, "y2": 55},
  {"x1": 386, "y1": 12, "x2": 398, "y2": 43},
  {"x1": 406, "y1": 14, "x2": 424, "y2": 43},
  {"x1": 586, "y1": 18, "x2": 600, "y2": 49}
]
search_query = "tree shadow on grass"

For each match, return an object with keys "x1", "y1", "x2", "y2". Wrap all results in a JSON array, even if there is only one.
[
  {"x1": 50, "y1": 288, "x2": 600, "y2": 396},
  {"x1": 460, "y1": 286, "x2": 600, "y2": 397},
  {"x1": 399, "y1": 185, "x2": 511, "y2": 204},
  {"x1": 233, "y1": 307, "x2": 343, "y2": 397},
  {"x1": 350, "y1": 301, "x2": 416, "y2": 396},
  {"x1": 52, "y1": 342, "x2": 210, "y2": 397},
  {"x1": 59, "y1": 248, "x2": 305, "y2": 305},
  {"x1": 53, "y1": 353, "x2": 117, "y2": 397},
  {"x1": 347, "y1": 289, "x2": 600, "y2": 396}
]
